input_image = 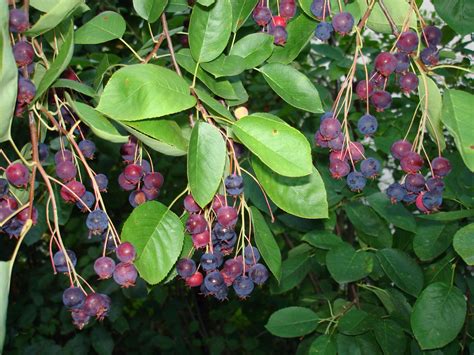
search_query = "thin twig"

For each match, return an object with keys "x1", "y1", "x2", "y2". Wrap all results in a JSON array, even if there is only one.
[
  {"x1": 143, "y1": 34, "x2": 165, "y2": 64},
  {"x1": 378, "y1": 0, "x2": 399, "y2": 35}
]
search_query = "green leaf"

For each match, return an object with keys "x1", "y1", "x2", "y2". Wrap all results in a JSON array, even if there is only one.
[
  {"x1": 251, "y1": 207, "x2": 281, "y2": 282},
  {"x1": 441, "y1": 89, "x2": 474, "y2": 172},
  {"x1": 302, "y1": 230, "x2": 344, "y2": 250},
  {"x1": 230, "y1": 33, "x2": 274, "y2": 69},
  {"x1": 121, "y1": 201, "x2": 184, "y2": 284},
  {"x1": 267, "y1": 14, "x2": 316, "y2": 65},
  {"x1": 124, "y1": 119, "x2": 188, "y2": 155},
  {"x1": 418, "y1": 209, "x2": 474, "y2": 222},
  {"x1": 67, "y1": 99, "x2": 128, "y2": 144},
  {"x1": 25, "y1": 0, "x2": 83, "y2": 36},
  {"x1": 376, "y1": 249, "x2": 423, "y2": 296},
  {"x1": 266, "y1": 307, "x2": 319, "y2": 338},
  {"x1": 0, "y1": 0, "x2": 17, "y2": 143},
  {"x1": 0, "y1": 260, "x2": 12, "y2": 350},
  {"x1": 75, "y1": 11, "x2": 126, "y2": 45},
  {"x1": 96, "y1": 64, "x2": 196, "y2": 121},
  {"x1": 253, "y1": 157, "x2": 328, "y2": 219},
  {"x1": 133, "y1": 0, "x2": 168, "y2": 23},
  {"x1": 35, "y1": 21, "x2": 74, "y2": 101},
  {"x1": 356, "y1": 0, "x2": 416, "y2": 34},
  {"x1": 326, "y1": 244, "x2": 373, "y2": 283},
  {"x1": 187, "y1": 122, "x2": 226, "y2": 207},
  {"x1": 193, "y1": 86, "x2": 234, "y2": 121},
  {"x1": 345, "y1": 201, "x2": 392, "y2": 248},
  {"x1": 418, "y1": 74, "x2": 446, "y2": 150},
  {"x1": 260, "y1": 63, "x2": 323, "y2": 113},
  {"x1": 433, "y1": 0, "x2": 474, "y2": 35},
  {"x1": 411, "y1": 282, "x2": 466, "y2": 350},
  {"x1": 189, "y1": 0, "x2": 232, "y2": 63},
  {"x1": 373, "y1": 319, "x2": 407, "y2": 355},
  {"x1": 413, "y1": 219, "x2": 457, "y2": 261},
  {"x1": 271, "y1": 252, "x2": 312, "y2": 294},
  {"x1": 91, "y1": 326, "x2": 114, "y2": 355},
  {"x1": 453, "y1": 223, "x2": 474, "y2": 265},
  {"x1": 231, "y1": 0, "x2": 258, "y2": 32},
  {"x1": 367, "y1": 192, "x2": 416, "y2": 233},
  {"x1": 200, "y1": 54, "x2": 246, "y2": 78},
  {"x1": 176, "y1": 49, "x2": 240, "y2": 99},
  {"x1": 309, "y1": 335, "x2": 337, "y2": 355},
  {"x1": 233, "y1": 113, "x2": 312, "y2": 177},
  {"x1": 338, "y1": 309, "x2": 372, "y2": 335},
  {"x1": 52, "y1": 79, "x2": 97, "y2": 98},
  {"x1": 336, "y1": 333, "x2": 382, "y2": 355}
]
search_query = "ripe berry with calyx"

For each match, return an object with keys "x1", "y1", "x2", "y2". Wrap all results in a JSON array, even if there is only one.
[
  {"x1": 272, "y1": 26, "x2": 288, "y2": 46},
  {"x1": 346, "y1": 171, "x2": 366, "y2": 191},
  {"x1": 225, "y1": 174, "x2": 244, "y2": 196},
  {"x1": 360, "y1": 158, "x2": 381, "y2": 178},
  {"x1": 391, "y1": 140, "x2": 412, "y2": 160},
  {"x1": 370, "y1": 90, "x2": 392, "y2": 111},
  {"x1": 78, "y1": 140, "x2": 96, "y2": 159},
  {"x1": 400, "y1": 151, "x2": 424, "y2": 173},
  {"x1": 399, "y1": 72, "x2": 419, "y2": 94},
  {"x1": 94, "y1": 256, "x2": 116, "y2": 279},
  {"x1": 53, "y1": 249, "x2": 77, "y2": 273},
  {"x1": 332, "y1": 12, "x2": 354, "y2": 35},
  {"x1": 420, "y1": 47, "x2": 439, "y2": 66},
  {"x1": 396, "y1": 31, "x2": 419, "y2": 53},
  {"x1": 116, "y1": 242, "x2": 136, "y2": 263},
  {"x1": 356, "y1": 80, "x2": 374, "y2": 100},
  {"x1": 6, "y1": 162, "x2": 29, "y2": 187},
  {"x1": 423, "y1": 25, "x2": 442, "y2": 47},
  {"x1": 233, "y1": 276, "x2": 254, "y2": 298},
  {"x1": 186, "y1": 214, "x2": 208, "y2": 234},
  {"x1": 431, "y1": 157, "x2": 451, "y2": 177},
  {"x1": 386, "y1": 183, "x2": 407, "y2": 203},
  {"x1": 60, "y1": 180, "x2": 86, "y2": 203},
  {"x1": 394, "y1": 52, "x2": 410, "y2": 73},
  {"x1": 315, "y1": 22, "x2": 333, "y2": 41},
  {"x1": 13, "y1": 41, "x2": 34, "y2": 67},
  {"x1": 329, "y1": 159, "x2": 350, "y2": 179},
  {"x1": 374, "y1": 52, "x2": 397, "y2": 76},
  {"x1": 113, "y1": 262, "x2": 138, "y2": 287},
  {"x1": 217, "y1": 206, "x2": 238, "y2": 228},
  {"x1": 86, "y1": 209, "x2": 108, "y2": 235},
  {"x1": 62, "y1": 287, "x2": 85, "y2": 309},
  {"x1": 252, "y1": 5, "x2": 271, "y2": 26},
  {"x1": 357, "y1": 114, "x2": 378, "y2": 136},
  {"x1": 310, "y1": 0, "x2": 330, "y2": 19},
  {"x1": 9, "y1": 9, "x2": 29, "y2": 33},
  {"x1": 405, "y1": 173, "x2": 425, "y2": 192}
]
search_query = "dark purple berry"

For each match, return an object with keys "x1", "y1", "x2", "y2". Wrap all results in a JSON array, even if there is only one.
[
  {"x1": 222, "y1": 259, "x2": 243, "y2": 279},
  {"x1": 118, "y1": 173, "x2": 135, "y2": 191},
  {"x1": 204, "y1": 271, "x2": 225, "y2": 293},
  {"x1": 357, "y1": 114, "x2": 378, "y2": 136},
  {"x1": 201, "y1": 253, "x2": 219, "y2": 272},
  {"x1": 225, "y1": 174, "x2": 244, "y2": 196},
  {"x1": 394, "y1": 52, "x2": 410, "y2": 73},
  {"x1": 399, "y1": 72, "x2": 418, "y2": 94},
  {"x1": 186, "y1": 214, "x2": 208, "y2": 234},
  {"x1": 123, "y1": 164, "x2": 143, "y2": 184},
  {"x1": 9, "y1": 9, "x2": 29, "y2": 33},
  {"x1": 216, "y1": 206, "x2": 238, "y2": 228},
  {"x1": 62, "y1": 287, "x2": 85, "y2": 309},
  {"x1": 370, "y1": 90, "x2": 392, "y2": 111},
  {"x1": 6, "y1": 162, "x2": 29, "y2": 187},
  {"x1": 403, "y1": 192, "x2": 417, "y2": 204},
  {"x1": 431, "y1": 157, "x2": 451, "y2": 177},
  {"x1": 184, "y1": 194, "x2": 201, "y2": 213},
  {"x1": 420, "y1": 47, "x2": 439, "y2": 66},
  {"x1": 249, "y1": 263, "x2": 269, "y2": 285},
  {"x1": 327, "y1": 133, "x2": 344, "y2": 151},
  {"x1": 55, "y1": 149, "x2": 73, "y2": 164},
  {"x1": 272, "y1": 26, "x2": 288, "y2": 46},
  {"x1": 116, "y1": 242, "x2": 136, "y2": 263},
  {"x1": 56, "y1": 161, "x2": 77, "y2": 182},
  {"x1": 213, "y1": 284, "x2": 229, "y2": 301},
  {"x1": 320, "y1": 118, "x2": 341, "y2": 140},
  {"x1": 422, "y1": 191, "x2": 442, "y2": 211},
  {"x1": 405, "y1": 173, "x2": 425, "y2": 192},
  {"x1": 332, "y1": 12, "x2": 354, "y2": 35},
  {"x1": 360, "y1": 158, "x2": 381, "y2": 178},
  {"x1": 94, "y1": 256, "x2": 116, "y2": 279},
  {"x1": 60, "y1": 180, "x2": 86, "y2": 203},
  {"x1": 423, "y1": 26, "x2": 442, "y2": 47},
  {"x1": 53, "y1": 249, "x2": 77, "y2": 273},
  {"x1": 142, "y1": 186, "x2": 159, "y2": 200},
  {"x1": 315, "y1": 22, "x2": 333, "y2": 41},
  {"x1": 38, "y1": 143, "x2": 49, "y2": 161},
  {"x1": 86, "y1": 209, "x2": 108, "y2": 234},
  {"x1": 346, "y1": 171, "x2": 366, "y2": 191},
  {"x1": 374, "y1": 52, "x2": 397, "y2": 76},
  {"x1": 396, "y1": 31, "x2": 419, "y2": 53},
  {"x1": 310, "y1": 0, "x2": 330, "y2": 19},
  {"x1": 320, "y1": 112, "x2": 334, "y2": 122},
  {"x1": 120, "y1": 142, "x2": 137, "y2": 162},
  {"x1": 212, "y1": 223, "x2": 236, "y2": 241},
  {"x1": 13, "y1": 41, "x2": 34, "y2": 67},
  {"x1": 387, "y1": 183, "x2": 407, "y2": 203},
  {"x1": 76, "y1": 191, "x2": 95, "y2": 212},
  {"x1": 252, "y1": 5, "x2": 271, "y2": 26},
  {"x1": 356, "y1": 80, "x2": 374, "y2": 100},
  {"x1": 0, "y1": 178, "x2": 8, "y2": 197},
  {"x1": 143, "y1": 172, "x2": 164, "y2": 189},
  {"x1": 83, "y1": 293, "x2": 110, "y2": 319},
  {"x1": 244, "y1": 245, "x2": 260, "y2": 265},
  {"x1": 113, "y1": 262, "x2": 137, "y2": 288},
  {"x1": 94, "y1": 174, "x2": 108, "y2": 192},
  {"x1": 369, "y1": 72, "x2": 386, "y2": 88},
  {"x1": 280, "y1": 0, "x2": 296, "y2": 19},
  {"x1": 426, "y1": 177, "x2": 445, "y2": 193},
  {"x1": 78, "y1": 139, "x2": 96, "y2": 159},
  {"x1": 391, "y1": 140, "x2": 412, "y2": 160},
  {"x1": 233, "y1": 276, "x2": 254, "y2": 298},
  {"x1": 401, "y1": 151, "x2": 424, "y2": 173},
  {"x1": 315, "y1": 130, "x2": 329, "y2": 148},
  {"x1": 329, "y1": 159, "x2": 350, "y2": 179},
  {"x1": 17, "y1": 77, "x2": 36, "y2": 104}
]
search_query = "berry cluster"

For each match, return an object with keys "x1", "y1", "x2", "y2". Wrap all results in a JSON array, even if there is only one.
[
  {"x1": 310, "y1": 0, "x2": 355, "y2": 41},
  {"x1": 386, "y1": 140, "x2": 451, "y2": 213},
  {"x1": 252, "y1": 0, "x2": 296, "y2": 46},
  {"x1": 118, "y1": 139, "x2": 164, "y2": 207},
  {"x1": 176, "y1": 174, "x2": 269, "y2": 300}
]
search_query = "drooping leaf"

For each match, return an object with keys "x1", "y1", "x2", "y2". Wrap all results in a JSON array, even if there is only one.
[
  {"x1": 34, "y1": 21, "x2": 74, "y2": 101},
  {"x1": 441, "y1": 89, "x2": 474, "y2": 172},
  {"x1": 0, "y1": 0, "x2": 17, "y2": 143},
  {"x1": 187, "y1": 122, "x2": 226, "y2": 207},
  {"x1": 189, "y1": 0, "x2": 232, "y2": 63},
  {"x1": 326, "y1": 243, "x2": 373, "y2": 283},
  {"x1": 230, "y1": 33, "x2": 274, "y2": 69},
  {"x1": 251, "y1": 207, "x2": 281, "y2": 282},
  {"x1": 266, "y1": 307, "x2": 319, "y2": 338},
  {"x1": 376, "y1": 249, "x2": 424, "y2": 297},
  {"x1": 96, "y1": 64, "x2": 196, "y2": 121},
  {"x1": 231, "y1": 0, "x2": 259, "y2": 32},
  {"x1": 233, "y1": 113, "x2": 312, "y2": 177},
  {"x1": 75, "y1": 11, "x2": 126, "y2": 44},
  {"x1": 411, "y1": 282, "x2": 466, "y2": 350},
  {"x1": 433, "y1": 0, "x2": 474, "y2": 35},
  {"x1": 253, "y1": 157, "x2": 328, "y2": 219},
  {"x1": 121, "y1": 201, "x2": 184, "y2": 284},
  {"x1": 418, "y1": 74, "x2": 446, "y2": 150},
  {"x1": 260, "y1": 63, "x2": 323, "y2": 113},
  {"x1": 25, "y1": 0, "x2": 84, "y2": 36},
  {"x1": 453, "y1": 223, "x2": 474, "y2": 265},
  {"x1": 133, "y1": 0, "x2": 168, "y2": 23},
  {"x1": 367, "y1": 192, "x2": 416, "y2": 233}
]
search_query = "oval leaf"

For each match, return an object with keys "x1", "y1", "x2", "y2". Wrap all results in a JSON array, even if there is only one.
[
  {"x1": 189, "y1": 0, "x2": 232, "y2": 63},
  {"x1": 75, "y1": 11, "x2": 126, "y2": 44},
  {"x1": 121, "y1": 201, "x2": 184, "y2": 285},
  {"x1": 260, "y1": 63, "x2": 323, "y2": 113},
  {"x1": 200, "y1": 54, "x2": 246, "y2": 78},
  {"x1": 376, "y1": 248, "x2": 424, "y2": 297},
  {"x1": 266, "y1": 307, "x2": 319, "y2": 338},
  {"x1": 251, "y1": 207, "x2": 281, "y2": 282},
  {"x1": 433, "y1": 0, "x2": 474, "y2": 35},
  {"x1": 367, "y1": 192, "x2": 416, "y2": 233},
  {"x1": 230, "y1": 33, "x2": 274, "y2": 70},
  {"x1": 233, "y1": 113, "x2": 312, "y2": 177},
  {"x1": 253, "y1": 157, "x2": 328, "y2": 219},
  {"x1": 309, "y1": 335, "x2": 337, "y2": 355},
  {"x1": 326, "y1": 243, "x2": 373, "y2": 283},
  {"x1": 133, "y1": 0, "x2": 168, "y2": 23},
  {"x1": 188, "y1": 122, "x2": 226, "y2": 207},
  {"x1": 453, "y1": 223, "x2": 474, "y2": 265},
  {"x1": 411, "y1": 282, "x2": 466, "y2": 350},
  {"x1": 96, "y1": 64, "x2": 196, "y2": 121}
]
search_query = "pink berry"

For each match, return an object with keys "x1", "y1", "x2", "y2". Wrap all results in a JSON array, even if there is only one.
[
  {"x1": 355, "y1": 80, "x2": 374, "y2": 100},
  {"x1": 60, "y1": 181, "x2": 86, "y2": 203},
  {"x1": 400, "y1": 151, "x2": 424, "y2": 173},
  {"x1": 217, "y1": 206, "x2": 238, "y2": 228},
  {"x1": 116, "y1": 242, "x2": 137, "y2": 263},
  {"x1": 391, "y1": 140, "x2": 412, "y2": 160},
  {"x1": 329, "y1": 159, "x2": 350, "y2": 179},
  {"x1": 399, "y1": 72, "x2": 418, "y2": 94},
  {"x1": 113, "y1": 262, "x2": 138, "y2": 288},
  {"x1": 347, "y1": 142, "x2": 365, "y2": 162},
  {"x1": 431, "y1": 157, "x2": 451, "y2": 177},
  {"x1": 185, "y1": 271, "x2": 204, "y2": 287},
  {"x1": 396, "y1": 30, "x2": 419, "y2": 53},
  {"x1": 374, "y1": 52, "x2": 397, "y2": 76},
  {"x1": 123, "y1": 164, "x2": 143, "y2": 184},
  {"x1": 320, "y1": 118, "x2": 341, "y2": 140},
  {"x1": 370, "y1": 90, "x2": 392, "y2": 111},
  {"x1": 94, "y1": 256, "x2": 116, "y2": 280}
]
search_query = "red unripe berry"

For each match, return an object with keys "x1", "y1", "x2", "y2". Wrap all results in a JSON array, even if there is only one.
[
  {"x1": 374, "y1": 52, "x2": 398, "y2": 76},
  {"x1": 347, "y1": 142, "x2": 365, "y2": 162},
  {"x1": 185, "y1": 272, "x2": 204, "y2": 287},
  {"x1": 6, "y1": 162, "x2": 29, "y2": 187},
  {"x1": 216, "y1": 206, "x2": 238, "y2": 228},
  {"x1": 116, "y1": 242, "x2": 137, "y2": 263},
  {"x1": 391, "y1": 140, "x2": 412, "y2": 160},
  {"x1": 272, "y1": 16, "x2": 287, "y2": 28},
  {"x1": 192, "y1": 230, "x2": 210, "y2": 249},
  {"x1": 355, "y1": 80, "x2": 374, "y2": 100},
  {"x1": 400, "y1": 151, "x2": 424, "y2": 173},
  {"x1": 123, "y1": 164, "x2": 143, "y2": 184},
  {"x1": 60, "y1": 180, "x2": 86, "y2": 203}
]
